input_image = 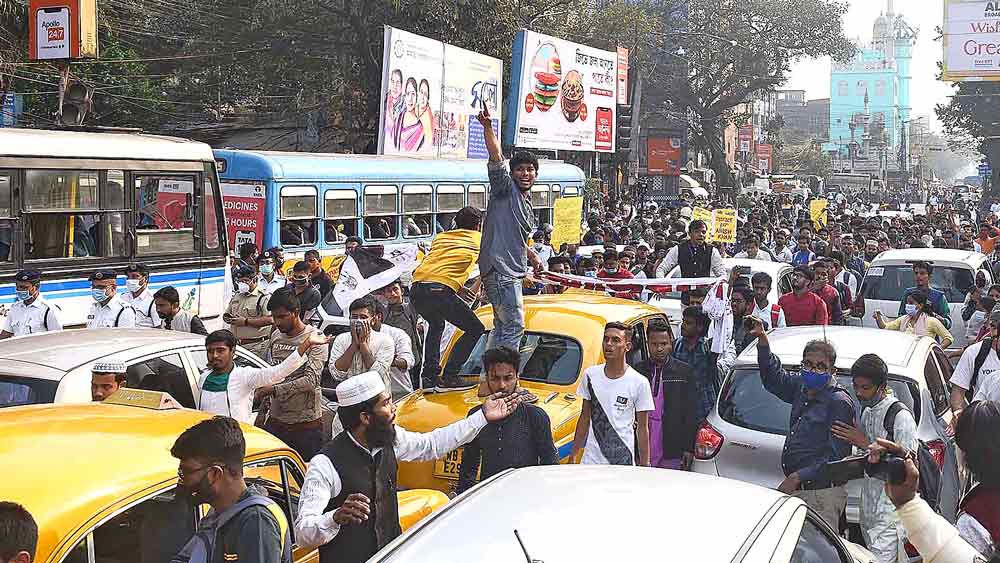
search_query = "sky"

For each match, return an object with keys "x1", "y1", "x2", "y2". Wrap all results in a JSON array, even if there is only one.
[{"x1": 785, "y1": 0, "x2": 954, "y2": 132}]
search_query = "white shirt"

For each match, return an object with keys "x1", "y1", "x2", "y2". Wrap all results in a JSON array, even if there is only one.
[
  {"x1": 1, "y1": 295, "x2": 62, "y2": 336},
  {"x1": 836, "y1": 270, "x2": 859, "y2": 299},
  {"x1": 752, "y1": 299, "x2": 787, "y2": 329},
  {"x1": 950, "y1": 340, "x2": 1000, "y2": 396},
  {"x1": 655, "y1": 244, "x2": 726, "y2": 278},
  {"x1": 532, "y1": 244, "x2": 554, "y2": 269},
  {"x1": 295, "y1": 410, "x2": 489, "y2": 550},
  {"x1": 773, "y1": 246, "x2": 794, "y2": 263},
  {"x1": 328, "y1": 329, "x2": 395, "y2": 383},
  {"x1": 86, "y1": 294, "x2": 137, "y2": 329},
  {"x1": 195, "y1": 350, "x2": 307, "y2": 423},
  {"x1": 897, "y1": 498, "x2": 984, "y2": 563},
  {"x1": 734, "y1": 251, "x2": 771, "y2": 261},
  {"x1": 258, "y1": 274, "x2": 287, "y2": 296},
  {"x1": 122, "y1": 289, "x2": 161, "y2": 328},
  {"x1": 380, "y1": 324, "x2": 415, "y2": 397},
  {"x1": 576, "y1": 364, "x2": 654, "y2": 465}
]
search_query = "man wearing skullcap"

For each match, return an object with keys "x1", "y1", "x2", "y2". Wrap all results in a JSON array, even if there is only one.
[
  {"x1": 91, "y1": 361, "x2": 127, "y2": 401},
  {"x1": 0, "y1": 269, "x2": 62, "y2": 339},
  {"x1": 87, "y1": 269, "x2": 136, "y2": 329},
  {"x1": 295, "y1": 371, "x2": 520, "y2": 563}
]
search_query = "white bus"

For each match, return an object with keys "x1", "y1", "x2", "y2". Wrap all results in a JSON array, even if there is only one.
[{"x1": 0, "y1": 128, "x2": 229, "y2": 327}]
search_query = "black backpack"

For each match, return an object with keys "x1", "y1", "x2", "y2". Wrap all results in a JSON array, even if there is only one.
[
  {"x1": 884, "y1": 401, "x2": 942, "y2": 513},
  {"x1": 969, "y1": 337, "x2": 994, "y2": 402}
]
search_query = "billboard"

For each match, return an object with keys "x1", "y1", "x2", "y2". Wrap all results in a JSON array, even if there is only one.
[
  {"x1": 943, "y1": 1, "x2": 1000, "y2": 81},
  {"x1": 505, "y1": 30, "x2": 618, "y2": 152},
  {"x1": 221, "y1": 182, "x2": 266, "y2": 252},
  {"x1": 647, "y1": 136, "x2": 683, "y2": 176},
  {"x1": 756, "y1": 144, "x2": 773, "y2": 173},
  {"x1": 378, "y1": 26, "x2": 503, "y2": 159},
  {"x1": 738, "y1": 126, "x2": 753, "y2": 153}
]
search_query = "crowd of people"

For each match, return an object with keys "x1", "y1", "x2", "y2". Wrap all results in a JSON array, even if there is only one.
[{"x1": 4, "y1": 106, "x2": 1000, "y2": 563}]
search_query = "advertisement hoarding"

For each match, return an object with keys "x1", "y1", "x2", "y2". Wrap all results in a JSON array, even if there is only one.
[
  {"x1": 221, "y1": 182, "x2": 267, "y2": 252},
  {"x1": 377, "y1": 26, "x2": 503, "y2": 159},
  {"x1": 616, "y1": 47, "x2": 630, "y2": 105},
  {"x1": 505, "y1": 30, "x2": 618, "y2": 152},
  {"x1": 943, "y1": 1, "x2": 1000, "y2": 81},
  {"x1": 646, "y1": 136, "x2": 683, "y2": 176},
  {"x1": 756, "y1": 144, "x2": 773, "y2": 173},
  {"x1": 28, "y1": 0, "x2": 98, "y2": 60},
  {"x1": 738, "y1": 125, "x2": 753, "y2": 153}
]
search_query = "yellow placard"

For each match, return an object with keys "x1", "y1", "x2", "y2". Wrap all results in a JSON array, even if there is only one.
[
  {"x1": 712, "y1": 208, "x2": 737, "y2": 243},
  {"x1": 692, "y1": 207, "x2": 714, "y2": 241},
  {"x1": 810, "y1": 199, "x2": 828, "y2": 228},
  {"x1": 550, "y1": 197, "x2": 584, "y2": 250}
]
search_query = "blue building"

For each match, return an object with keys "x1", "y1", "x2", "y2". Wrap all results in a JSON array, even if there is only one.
[{"x1": 826, "y1": 1, "x2": 916, "y2": 178}]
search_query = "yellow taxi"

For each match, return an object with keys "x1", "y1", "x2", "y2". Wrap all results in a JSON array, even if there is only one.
[
  {"x1": 394, "y1": 293, "x2": 669, "y2": 493},
  {"x1": 0, "y1": 395, "x2": 446, "y2": 563}
]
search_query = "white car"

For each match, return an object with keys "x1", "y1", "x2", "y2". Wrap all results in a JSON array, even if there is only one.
[
  {"x1": 858, "y1": 248, "x2": 996, "y2": 348},
  {"x1": 369, "y1": 465, "x2": 876, "y2": 562},
  {"x1": 0, "y1": 328, "x2": 268, "y2": 408}
]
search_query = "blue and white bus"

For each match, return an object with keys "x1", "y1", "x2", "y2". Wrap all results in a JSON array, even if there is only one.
[
  {"x1": 213, "y1": 150, "x2": 586, "y2": 258},
  {"x1": 0, "y1": 128, "x2": 230, "y2": 327}
]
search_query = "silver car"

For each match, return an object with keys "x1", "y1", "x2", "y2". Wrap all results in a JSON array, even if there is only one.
[
  {"x1": 370, "y1": 465, "x2": 876, "y2": 562},
  {"x1": 0, "y1": 328, "x2": 268, "y2": 408},
  {"x1": 691, "y1": 327, "x2": 964, "y2": 539}
]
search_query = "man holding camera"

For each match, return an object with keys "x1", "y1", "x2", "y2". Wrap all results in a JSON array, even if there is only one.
[{"x1": 831, "y1": 354, "x2": 919, "y2": 563}]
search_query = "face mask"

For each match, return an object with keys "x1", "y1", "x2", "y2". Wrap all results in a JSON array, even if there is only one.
[
  {"x1": 973, "y1": 311, "x2": 987, "y2": 324},
  {"x1": 260, "y1": 264, "x2": 274, "y2": 276},
  {"x1": 534, "y1": 242, "x2": 544, "y2": 250},
  {"x1": 15, "y1": 289, "x2": 31, "y2": 302},
  {"x1": 293, "y1": 277, "x2": 309, "y2": 287},
  {"x1": 126, "y1": 279, "x2": 143, "y2": 293},
  {"x1": 905, "y1": 304, "x2": 919, "y2": 317},
  {"x1": 584, "y1": 270, "x2": 597, "y2": 278},
  {"x1": 237, "y1": 282, "x2": 251, "y2": 295},
  {"x1": 92, "y1": 288, "x2": 110, "y2": 302},
  {"x1": 801, "y1": 369, "x2": 829, "y2": 390}
]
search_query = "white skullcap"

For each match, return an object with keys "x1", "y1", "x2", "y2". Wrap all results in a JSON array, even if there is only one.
[
  {"x1": 92, "y1": 361, "x2": 127, "y2": 374},
  {"x1": 336, "y1": 371, "x2": 386, "y2": 406}
]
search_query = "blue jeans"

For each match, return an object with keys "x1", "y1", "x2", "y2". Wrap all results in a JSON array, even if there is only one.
[{"x1": 483, "y1": 271, "x2": 525, "y2": 352}]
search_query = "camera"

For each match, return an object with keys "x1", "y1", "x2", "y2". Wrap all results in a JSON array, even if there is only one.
[{"x1": 826, "y1": 453, "x2": 907, "y2": 484}]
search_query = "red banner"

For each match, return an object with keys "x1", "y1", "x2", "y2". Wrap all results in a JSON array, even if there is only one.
[
  {"x1": 616, "y1": 47, "x2": 630, "y2": 105},
  {"x1": 647, "y1": 136, "x2": 682, "y2": 176},
  {"x1": 221, "y1": 182, "x2": 266, "y2": 252},
  {"x1": 756, "y1": 144, "x2": 773, "y2": 173}
]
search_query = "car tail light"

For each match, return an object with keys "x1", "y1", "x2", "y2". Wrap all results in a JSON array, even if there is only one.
[
  {"x1": 694, "y1": 421, "x2": 724, "y2": 460},
  {"x1": 927, "y1": 439, "x2": 946, "y2": 470},
  {"x1": 904, "y1": 541, "x2": 919, "y2": 558}
]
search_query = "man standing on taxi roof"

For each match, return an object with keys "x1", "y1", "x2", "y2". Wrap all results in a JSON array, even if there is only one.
[
  {"x1": 86, "y1": 269, "x2": 137, "y2": 329},
  {"x1": 91, "y1": 361, "x2": 127, "y2": 402},
  {"x1": 225, "y1": 265, "x2": 273, "y2": 358},
  {"x1": 122, "y1": 263, "x2": 161, "y2": 328},
  {"x1": 0, "y1": 270, "x2": 62, "y2": 339},
  {"x1": 295, "y1": 371, "x2": 521, "y2": 563}
]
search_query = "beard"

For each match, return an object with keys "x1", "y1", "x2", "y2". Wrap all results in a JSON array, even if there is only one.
[{"x1": 365, "y1": 413, "x2": 397, "y2": 448}]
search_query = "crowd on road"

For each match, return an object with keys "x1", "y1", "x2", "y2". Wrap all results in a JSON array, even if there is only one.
[{"x1": 4, "y1": 109, "x2": 1000, "y2": 563}]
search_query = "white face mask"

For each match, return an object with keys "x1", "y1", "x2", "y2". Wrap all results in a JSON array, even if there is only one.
[
  {"x1": 972, "y1": 311, "x2": 987, "y2": 323},
  {"x1": 237, "y1": 282, "x2": 251, "y2": 295},
  {"x1": 126, "y1": 279, "x2": 143, "y2": 293}
]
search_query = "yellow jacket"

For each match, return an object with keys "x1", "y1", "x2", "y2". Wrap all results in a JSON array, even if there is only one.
[{"x1": 412, "y1": 229, "x2": 481, "y2": 292}]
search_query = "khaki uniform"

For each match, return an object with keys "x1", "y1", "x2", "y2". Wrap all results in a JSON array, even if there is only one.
[{"x1": 226, "y1": 287, "x2": 271, "y2": 357}]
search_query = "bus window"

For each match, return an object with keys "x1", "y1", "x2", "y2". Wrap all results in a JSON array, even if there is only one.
[
  {"x1": 324, "y1": 190, "x2": 358, "y2": 244},
  {"x1": 435, "y1": 184, "x2": 465, "y2": 232},
  {"x1": 202, "y1": 173, "x2": 221, "y2": 250},
  {"x1": 0, "y1": 173, "x2": 13, "y2": 263},
  {"x1": 135, "y1": 174, "x2": 197, "y2": 256},
  {"x1": 469, "y1": 184, "x2": 486, "y2": 211},
  {"x1": 402, "y1": 185, "x2": 432, "y2": 239},
  {"x1": 531, "y1": 184, "x2": 552, "y2": 225},
  {"x1": 24, "y1": 169, "x2": 125, "y2": 260},
  {"x1": 279, "y1": 185, "x2": 318, "y2": 247},
  {"x1": 364, "y1": 185, "x2": 398, "y2": 241}
]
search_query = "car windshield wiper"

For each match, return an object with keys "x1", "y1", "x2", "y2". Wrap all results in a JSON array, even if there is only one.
[{"x1": 514, "y1": 529, "x2": 543, "y2": 563}]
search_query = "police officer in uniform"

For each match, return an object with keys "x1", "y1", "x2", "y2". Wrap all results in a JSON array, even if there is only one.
[
  {"x1": 122, "y1": 263, "x2": 161, "y2": 328},
  {"x1": 224, "y1": 265, "x2": 273, "y2": 357},
  {"x1": 0, "y1": 269, "x2": 63, "y2": 339},
  {"x1": 87, "y1": 269, "x2": 137, "y2": 329}
]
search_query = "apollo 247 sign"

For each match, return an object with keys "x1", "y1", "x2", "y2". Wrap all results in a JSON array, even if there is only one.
[{"x1": 943, "y1": 0, "x2": 1000, "y2": 81}]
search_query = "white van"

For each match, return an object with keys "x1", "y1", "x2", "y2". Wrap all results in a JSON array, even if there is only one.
[{"x1": 857, "y1": 249, "x2": 995, "y2": 348}]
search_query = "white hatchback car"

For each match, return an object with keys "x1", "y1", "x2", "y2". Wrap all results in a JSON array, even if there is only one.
[
  {"x1": 858, "y1": 248, "x2": 995, "y2": 348},
  {"x1": 691, "y1": 327, "x2": 964, "y2": 545},
  {"x1": 0, "y1": 328, "x2": 268, "y2": 409},
  {"x1": 370, "y1": 465, "x2": 876, "y2": 563}
]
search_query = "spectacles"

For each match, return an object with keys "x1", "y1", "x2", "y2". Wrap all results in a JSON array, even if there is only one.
[
  {"x1": 177, "y1": 463, "x2": 219, "y2": 479},
  {"x1": 852, "y1": 382, "x2": 877, "y2": 392},
  {"x1": 800, "y1": 360, "x2": 831, "y2": 372}
]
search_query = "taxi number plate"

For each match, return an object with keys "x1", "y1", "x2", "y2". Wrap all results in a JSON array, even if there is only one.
[{"x1": 432, "y1": 449, "x2": 463, "y2": 480}]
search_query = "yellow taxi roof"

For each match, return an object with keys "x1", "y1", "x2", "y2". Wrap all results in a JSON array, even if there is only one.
[{"x1": 0, "y1": 404, "x2": 295, "y2": 561}]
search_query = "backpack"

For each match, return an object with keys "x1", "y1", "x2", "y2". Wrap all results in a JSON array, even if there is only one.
[
  {"x1": 969, "y1": 337, "x2": 994, "y2": 402},
  {"x1": 170, "y1": 494, "x2": 291, "y2": 563},
  {"x1": 884, "y1": 401, "x2": 942, "y2": 514}
]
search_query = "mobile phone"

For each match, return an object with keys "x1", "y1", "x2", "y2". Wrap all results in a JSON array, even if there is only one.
[
  {"x1": 825, "y1": 454, "x2": 867, "y2": 484},
  {"x1": 866, "y1": 454, "x2": 907, "y2": 484}
]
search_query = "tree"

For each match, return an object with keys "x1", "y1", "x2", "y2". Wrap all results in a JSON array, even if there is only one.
[
  {"x1": 783, "y1": 141, "x2": 832, "y2": 178},
  {"x1": 652, "y1": 0, "x2": 854, "y2": 187}
]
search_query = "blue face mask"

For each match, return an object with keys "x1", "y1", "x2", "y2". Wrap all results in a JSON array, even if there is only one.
[
  {"x1": 801, "y1": 369, "x2": 829, "y2": 390},
  {"x1": 92, "y1": 288, "x2": 110, "y2": 302},
  {"x1": 858, "y1": 387, "x2": 886, "y2": 409},
  {"x1": 15, "y1": 290, "x2": 30, "y2": 302},
  {"x1": 584, "y1": 270, "x2": 597, "y2": 278}
]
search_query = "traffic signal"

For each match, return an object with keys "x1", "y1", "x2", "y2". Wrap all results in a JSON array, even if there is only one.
[
  {"x1": 59, "y1": 80, "x2": 93, "y2": 126},
  {"x1": 617, "y1": 104, "x2": 633, "y2": 153}
]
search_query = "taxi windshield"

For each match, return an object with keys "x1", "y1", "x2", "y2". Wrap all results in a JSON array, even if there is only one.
[
  {"x1": 0, "y1": 376, "x2": 58, "y2": 407},
  {"x1": 456, "y1": 332, "x2": 583, "y2": 386}
]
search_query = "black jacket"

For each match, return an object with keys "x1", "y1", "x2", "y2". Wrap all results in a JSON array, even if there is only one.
[{"x1": 636, "y1": 357, "x2": 700, "y2": 459}]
